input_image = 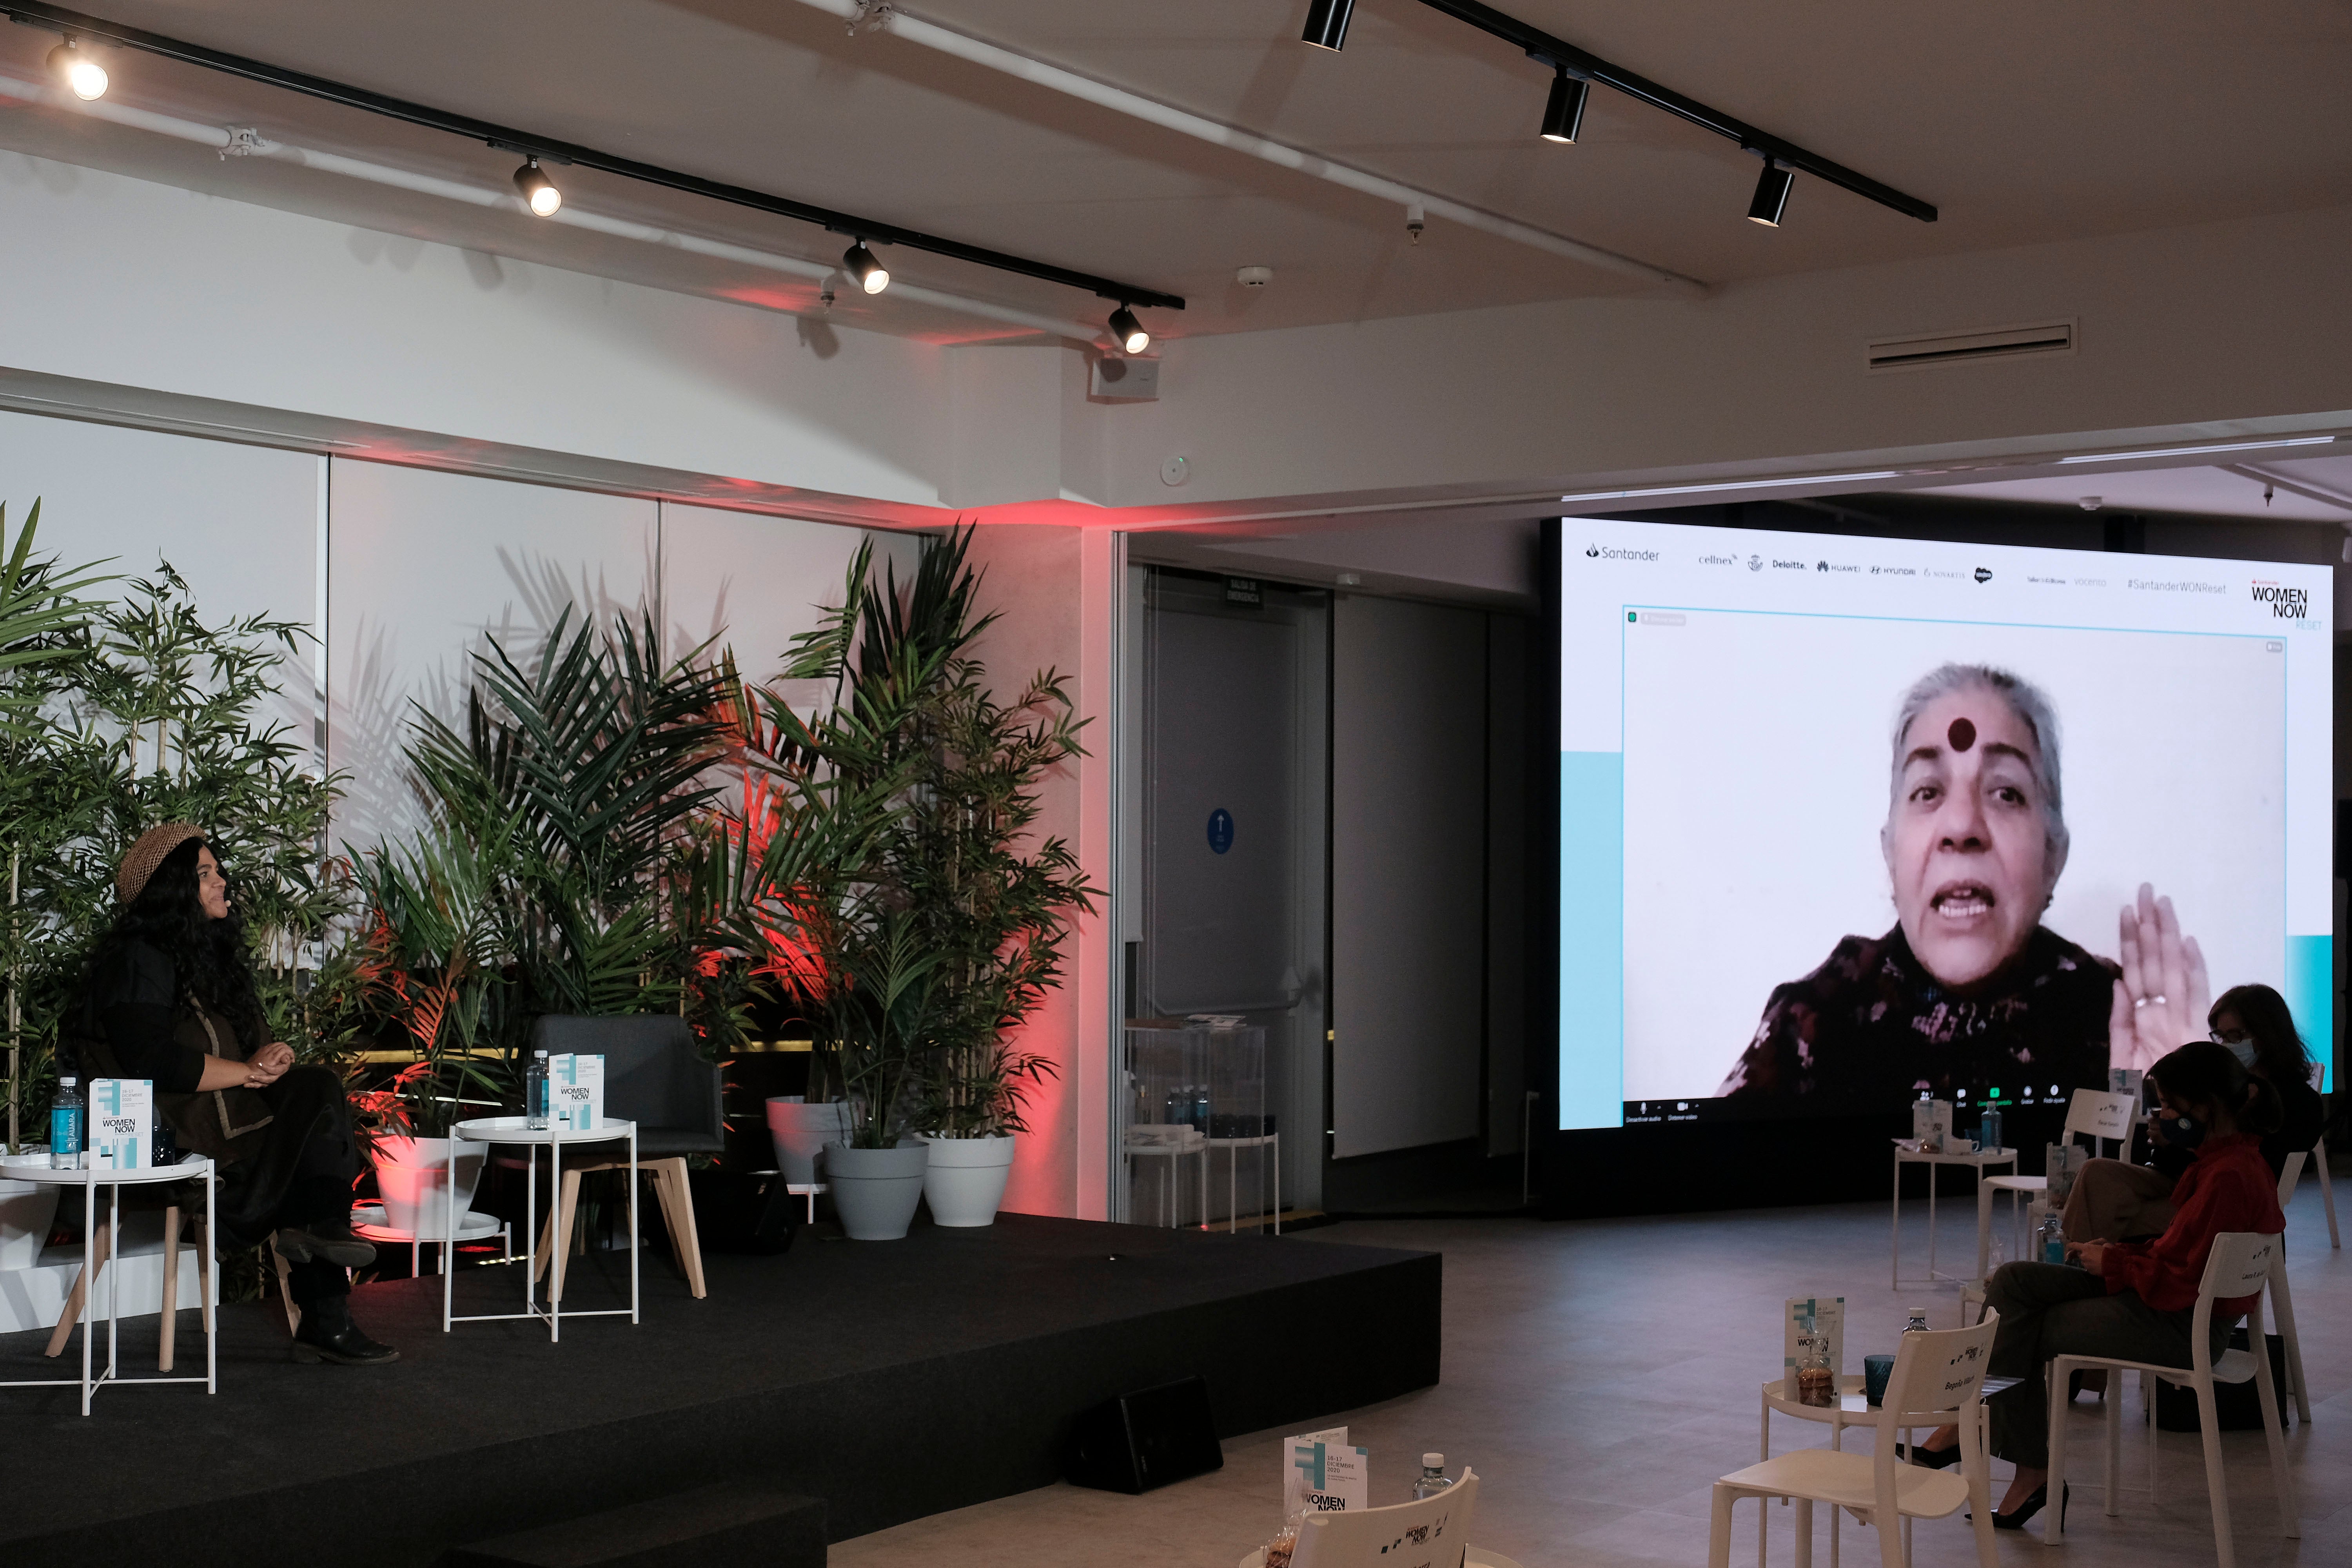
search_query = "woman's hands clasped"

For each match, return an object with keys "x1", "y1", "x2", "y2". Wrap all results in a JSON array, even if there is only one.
[
  {"x1": 242, "y1": 1040, "x2": 296, "y2": 1088},
  {"x1": 2105, "y1": 883, "x2": 2209, "y2": 1076}
]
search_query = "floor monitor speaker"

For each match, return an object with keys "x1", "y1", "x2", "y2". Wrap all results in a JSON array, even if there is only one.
[{"x1": 1064, "y1": 1375, "x2": 1223, "y2": 1494}]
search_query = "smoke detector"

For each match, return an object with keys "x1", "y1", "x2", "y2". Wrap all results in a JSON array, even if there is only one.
[
  {"x1": 1236, "y1": 266, "x2": 1274, "y2": 288},
  {"x1": 2077, "y1": 496, "x2": 2103, "y2": 512}
]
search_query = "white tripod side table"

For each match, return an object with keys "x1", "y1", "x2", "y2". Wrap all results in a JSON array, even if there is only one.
[{"x1": 443, "y1": 1117, "x2": 636, "y2": 1342}]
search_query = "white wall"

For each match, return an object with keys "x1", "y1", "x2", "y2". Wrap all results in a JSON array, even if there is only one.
[{"x1": 0, "y1": 412, "x2": 321, "y2": 746}]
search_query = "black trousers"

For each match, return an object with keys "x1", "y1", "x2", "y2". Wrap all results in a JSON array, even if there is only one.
[
  {"x1": 214, "y1": 1066, "x2": 361, "y2": 1304},
  {"x1": 1982, "y1": 1261, "x2": 2226, "y2": 1468}
]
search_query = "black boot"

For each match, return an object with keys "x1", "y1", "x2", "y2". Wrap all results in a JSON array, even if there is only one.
[
  {"x1": 291, "y1": 1295, "x2": 399, "y2": 1366},
  {"x1": 275, "y1": 1218, "x2": 377, "y2": 1268}
]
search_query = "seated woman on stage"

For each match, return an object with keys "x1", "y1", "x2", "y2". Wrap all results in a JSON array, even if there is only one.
[
  {"x1": 66, "y1": 822, "x2": 397, "y2": 1366},
  {"x1": 2062, "y1": 982, "x2": 2323, "y2": 1243},
  {"x1": 1902, "y1": 1040, "x2": 2284, "y2": 1526}
]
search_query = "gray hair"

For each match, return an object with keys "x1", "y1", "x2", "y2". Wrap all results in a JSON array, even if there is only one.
[{"x1": 1888, "y1": 663, "x2": 2070, "y2": 877}]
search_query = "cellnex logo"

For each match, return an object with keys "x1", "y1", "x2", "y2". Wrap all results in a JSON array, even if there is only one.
[
  {"x1": 2251, "y1": 580, "x2": 2310, "y2": 619},
  {"x1": 1586, "y1": 545, "x2": 1660, "y2": 561}
]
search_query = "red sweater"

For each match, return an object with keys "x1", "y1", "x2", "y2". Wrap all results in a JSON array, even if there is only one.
[{"x1": 2102, "y1": 1134, "x2": 2284, "y2": 1315}]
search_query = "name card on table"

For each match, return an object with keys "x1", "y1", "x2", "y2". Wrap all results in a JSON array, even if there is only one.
[
  {"x1": 550, "y1": 1054, "x2": 604, "y2": 1132},
  {"x1": 1284, "y1": 1426, "x2": 1367, "y2": 1515},
  {"x1": 1910, "y1": 1098, "x2": 1953, "y2": 1152},
  {"x1": 89, "y1": 1078, "x2": 153, "y2": 1170},
  {"x1": 1784, "y1": 1295, "x2": 1845, "y2": 1396}
]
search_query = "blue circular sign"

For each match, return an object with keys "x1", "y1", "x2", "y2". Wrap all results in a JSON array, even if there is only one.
[{"x1": 1206, "y1": 808, "x2": 1234, "y2": 855}]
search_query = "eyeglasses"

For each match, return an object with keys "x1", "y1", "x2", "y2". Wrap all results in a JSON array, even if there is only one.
[{"x1": 2209, "y1": 1029, "x2": 2250, "y2": 1046}]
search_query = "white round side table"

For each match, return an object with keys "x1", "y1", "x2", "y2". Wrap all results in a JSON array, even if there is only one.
[
  {"x1": 0, "y1": 1156, "x2": 216, "y2": 1415},
  {"x1": 443, "y1": 1117, "x2": 636, "y2": 1341}
]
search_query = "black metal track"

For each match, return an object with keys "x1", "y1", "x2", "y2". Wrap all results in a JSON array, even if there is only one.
[
  {"x1": 0, "y1": 0, "x2": 1187, "y2": 310},
  {"x1": 1413, "y1": 0, "x2": 1937, "y2": 223}
]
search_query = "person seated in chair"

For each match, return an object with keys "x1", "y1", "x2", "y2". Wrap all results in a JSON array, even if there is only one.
[
  {"x1": 1901, "y1": 1041, "x2": 2283, "y2": 1528},
  {"x1": 65, "y1": 822, "x2": 396, "y2": 1365},
  {"x1": 2062, "y1": 982, "x2": 2324, "y2": 1244}
]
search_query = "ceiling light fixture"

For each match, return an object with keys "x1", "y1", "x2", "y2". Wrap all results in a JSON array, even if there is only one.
[
  {"x1": 47, "y1": 36, "x2": 105, "y2": 100},
  {"x1": 1746, "y1": 160, "x2": 1792, "y2": 227},
  {"x1": 843, "y1": 240, "x2": 889, "y2": 294},
  {"x1": 1539, "y1": 67, "x2": 1588, "y2": 144},
  {"x1": 512, "y1": 156, "x2": 561, "y2": 216},
  {"x1": 2055, "y1": 436, "x2": 2337, "y2": 465},
  {"x1": 1559, "y1": 471, "x2": 1904, "y2": 505},
  {"x1": 0, "y1": 0, "x2": 1181, "y2": 314},
  {"x1": 1109, "y1": 305, "x2": 1149, "y2": 354},
  {"x1": 1302, "y1": 0, "x2": 1354, "y2": 51}
]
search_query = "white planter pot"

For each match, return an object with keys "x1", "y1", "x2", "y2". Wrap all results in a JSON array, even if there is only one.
[
  {"x1": 823, "y1": 1140, "x2": 929, "y2": 1240},
  {"x1": 373, "y1": 1136, "x2": 485, "y2": 1240},
  {"x1": 766, "y1": 1098, "x2": 854, "y2": 1185},
  {"x1": 918, "y1": 1134, "x2": 1015, "y2": 1227}
]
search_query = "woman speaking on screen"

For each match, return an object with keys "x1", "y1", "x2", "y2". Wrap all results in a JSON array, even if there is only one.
[{"x1": 1716, "y1": 663, "x2": 2203, "y2": 1107}]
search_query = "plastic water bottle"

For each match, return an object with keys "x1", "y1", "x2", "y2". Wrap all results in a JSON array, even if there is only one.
[
  {"x1": 1979, "y1": 1106, "x2": 2003, "y2": 1156},
  {"x1": 1412, "y1": 1454, "x2": 1453, "y2": 1500},
  {"x1": 1905, "y1": 1305, "x2": 1929, "y2": 1336},
  {"x1": 49, "y1": 1076, "x2": 83, "y2": 1169},
  {"x1": 2038, "y1": 1209, "x2": 2065, "y2": 1265},
  {"x1": 525, "y1": 1049, "x2": 550, "y2": 1130}
]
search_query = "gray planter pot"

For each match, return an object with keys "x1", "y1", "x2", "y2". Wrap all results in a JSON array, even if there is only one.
[
  {"x1": 766, "y1": 1098, "x2": 853, "y2": 1184},
  {"x1": 823, "y1": 1140, "x2": 930, "y2": 1240}
]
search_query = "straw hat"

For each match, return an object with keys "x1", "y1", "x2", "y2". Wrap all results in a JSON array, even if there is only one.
[{"x1": 116, "y1": 822, "x2": 206, "y2": 904}]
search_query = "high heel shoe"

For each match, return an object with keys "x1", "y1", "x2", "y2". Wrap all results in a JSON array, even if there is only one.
[
  {"x1": 1991, "y1": 1481, "x2": 2067, "y2": 1532},
  {"x1": 1896, "y1": 1440, "x2": 1964, "y2": 1470}
]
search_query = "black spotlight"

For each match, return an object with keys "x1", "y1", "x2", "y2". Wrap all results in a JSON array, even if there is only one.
[
  {"x1": 1109, "y1": 306, "x2": 1149, "y2": 355},
  {"x1": 1747, "y1": 161, "x2": 1793, "y2": 227},
  {"x1": 843, "y1": 239, "x2": 890, "y2": 294},
  {"x1": 1302, "y1": 0, "x2": 1354, "y2": 51},
  {"x1": 1540, "y1": 68, "x2": 1588, "y2": 144},
  {"x1": 512, "y1": 157, "x2": 562, "y2": 217}
]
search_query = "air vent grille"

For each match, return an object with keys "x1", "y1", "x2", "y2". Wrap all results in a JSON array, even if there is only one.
[{"x1": 1867, "y1": 319, "x2": 2075, "y2": 372}]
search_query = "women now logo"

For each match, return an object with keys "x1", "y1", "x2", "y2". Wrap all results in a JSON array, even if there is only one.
[{"x1": 2250, "y1": 581, "x2": 2311, "y2": 618}]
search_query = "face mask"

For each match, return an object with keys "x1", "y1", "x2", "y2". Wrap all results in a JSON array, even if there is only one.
[
  {"x1": 2226, "y1": 1042, "x2": 2257, "y2": 1068},
  {"x1": 2165, "y1": 1114, "x2": 2205, "y2": 1148}
]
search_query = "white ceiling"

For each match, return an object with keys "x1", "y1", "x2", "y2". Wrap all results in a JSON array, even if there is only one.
[
  {"x1": 1916, "y1": 453, "x2": 2352, "y2": 525},
  {"x1": 2, "y1": 0, "x2": 2346, "y2": 341}
]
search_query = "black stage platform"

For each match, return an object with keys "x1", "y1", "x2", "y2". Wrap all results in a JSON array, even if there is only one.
[{"x1": 0, "y1": 1215, "x2": 1441, "y2": 1566}]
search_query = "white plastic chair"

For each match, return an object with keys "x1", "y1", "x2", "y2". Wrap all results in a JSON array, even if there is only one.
[
  {"x1": 2050, "y1": 1231, "x2": 2298, "y2": 1568},
  {"x1": 2296, "y1": 1060, "x2": 2338, "y2": 1249},
  {"x1": 1708, "y1": 1318, "x2": 2000, "y2": 1568},
  {"x1": 1976, "y1": 1088, "x2": 2136, "y2": 1279},
  {"x1": 2265, "y1": 1153, "x2": 2314, "y2": 1421},
  {"x1": 1290, "y1": 1468, "x2": 1478, "y2": 1568}
]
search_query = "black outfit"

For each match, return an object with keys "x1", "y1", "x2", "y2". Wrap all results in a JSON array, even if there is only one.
[
  {"x1": 1719, "y1": 924, "x2": 2115, "y2": 1110},
  {"x1": 67, "y1": 940, "x2": 360, "y2": 1307},
  {"x1": 2148, "y1": 1059, "x2": 2325, "y2": 1183}
]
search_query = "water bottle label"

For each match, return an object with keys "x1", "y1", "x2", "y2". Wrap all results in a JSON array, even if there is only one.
[{"x1": 51, "y1": 1105, "x2": 83, "y2": 1160}]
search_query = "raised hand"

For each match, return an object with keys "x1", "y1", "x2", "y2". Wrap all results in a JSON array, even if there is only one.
[{"x1": 2106, "y1": 883, "x2": 2209, "y2": 1076}]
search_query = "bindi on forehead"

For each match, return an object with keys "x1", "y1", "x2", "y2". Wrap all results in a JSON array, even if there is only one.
[{"x1": 1948, "y1": 717, "x2": 1976, "y2": 752}]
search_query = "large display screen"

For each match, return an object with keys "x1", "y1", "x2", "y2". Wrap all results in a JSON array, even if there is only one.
[{"x1": 1559, "y1": 518, "x2": 2333, "y2": 1129}]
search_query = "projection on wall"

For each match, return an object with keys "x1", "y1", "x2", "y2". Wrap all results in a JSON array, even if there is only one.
[{"x1": 1557, "y1": 519, "x2": 2333, "y2": 1130}]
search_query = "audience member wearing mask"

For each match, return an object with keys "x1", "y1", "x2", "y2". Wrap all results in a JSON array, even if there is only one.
[
  {"x1": 2062, "y1": 982, "x2": 2323, "y2": 1243},
  {"x1": 1903, "y1": 1041, "x2": 2286, "y2": 1528}
]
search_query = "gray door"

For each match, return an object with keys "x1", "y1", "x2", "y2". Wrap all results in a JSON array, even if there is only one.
[{"x1": 1136, "y1": 572, "x2": 1327, "y2": 1212}]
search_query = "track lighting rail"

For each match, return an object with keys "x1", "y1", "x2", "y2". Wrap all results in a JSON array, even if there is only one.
[
  {"x1": 1410, "y1": 0, "x2": 1936, "y2": 224},
  {"x1": 0, "y1": 0, "x2": 1187, "y2": 310}
]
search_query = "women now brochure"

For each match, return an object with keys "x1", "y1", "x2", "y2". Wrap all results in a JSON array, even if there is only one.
[
  {"x1": 1784, "y1": 1296, "x2": 1845, "y2": 1397},
  {"x1": 1283, "y1": 1427, "x2": 1367, "y2": 1514}
]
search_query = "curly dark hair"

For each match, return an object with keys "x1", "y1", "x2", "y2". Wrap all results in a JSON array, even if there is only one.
[{"x1": 84, "y1": 835, "x2": 266, "y2": 1050}]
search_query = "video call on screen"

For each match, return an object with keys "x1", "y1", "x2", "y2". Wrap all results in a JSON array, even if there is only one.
[{"x1": 1557, "y1": 521, "x2": 2333, "y2": 1130}]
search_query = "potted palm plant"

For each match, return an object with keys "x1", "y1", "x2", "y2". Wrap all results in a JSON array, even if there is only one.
[{"x1": 774, "y1": 528, "x2": 1093, "y2": 1229}]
